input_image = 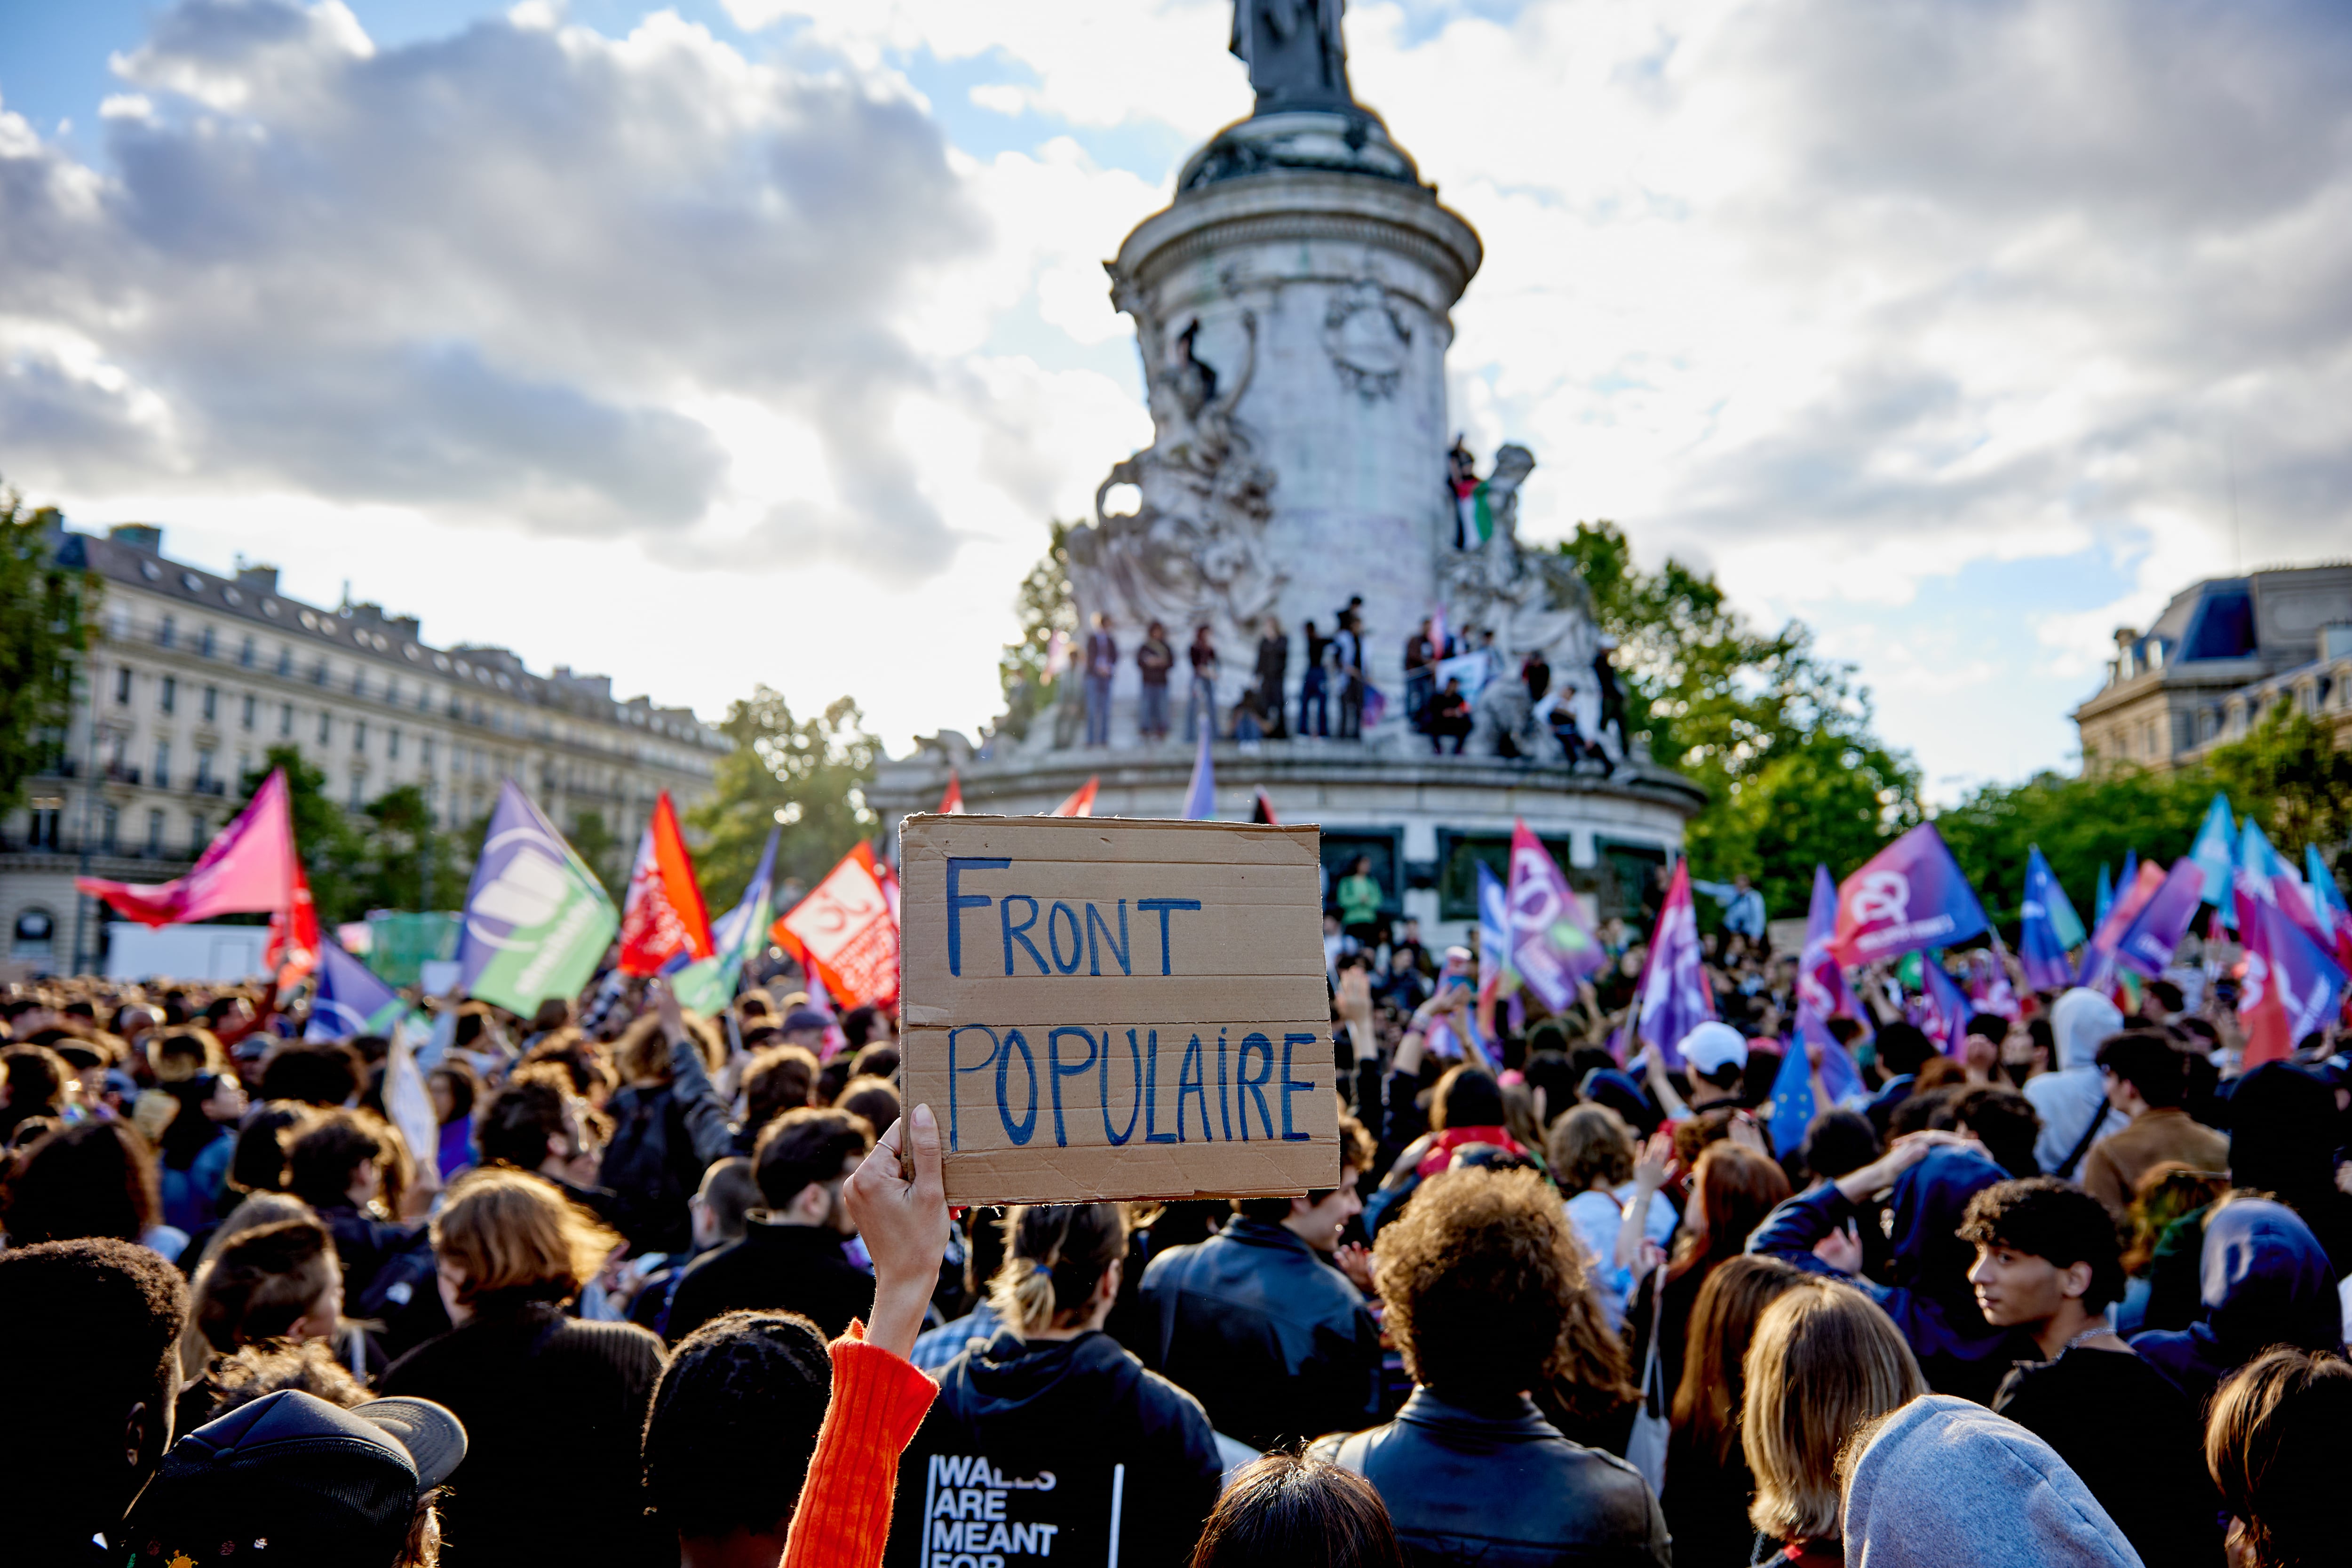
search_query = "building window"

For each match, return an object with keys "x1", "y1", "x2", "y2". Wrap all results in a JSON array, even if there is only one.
[
  {"x1": 240, "y1": 635, "x2": 255, "y2": 668},
  {"x1": 279, "y1": 702, "x2": 294, "y2": 738},
  {"x1": 242, "y1": 693, "x2": 256, "y2": 730},
  {"x1": 318, "y1": 712, "x2": 332, "y2": 746},
  {"x1": 349, "y1": 774, "x2": 364, "y2": 810},
  {"x1": 188, "y1": 814, "x2": 207, "y2": 853},
  {"x1": 114, "y1": 668, "x2": 132, "y2": 704},
  {"x1": 27, "y1": 797, "x2": 62, "y2": 849},
  {"x1": 387, "y1": 678, "x2": 401, "y2": 706},
  {"x1": 11, "y1": 908, "x2": 56, "y2": 967},
  {"x1": 418, "y1": 687, "x2": 431, "y2": 713},
  {"x1": 312, "y1": 660, "x2": 329, "y2": 686},
  {"x1": 196, "y1": 748, "x2": 215, "y2": 789},
  {"x1": 277, "y1": 646, "x2": 293, "y2": 677},
  {"x1": 389, "y1": 727, "x2": 403, "y2": 760},
  {"x1": 199, "y1": 625, "x2": 216, "y2": 658},
  {"x1": 145, "y1": 808, "x2": 165, "y2": 855},
  {"x1": 202, "y1": 685, "x2": 218, "y2": 723},
  {"x1": 421, "y1": 736, "x2": 435, "y2": 769},
  {"x1": 153, "y1": 740, "x2": 171, "y2": 788},
  {"x1": 159, "y1": 675, "x2": 176, "y2": 716},
  {"x1": 353, "y1": 720, "x2": 367, "y2": 754},
  {"x1": 101, "y1": 804, "x2": 119, "y2": 852},
  {"x1": 352, "y1": 668, "x2": 366, "y2": 698},
  {"x1": 158, "y1": 614, "x2": 175, "y2": 649}
]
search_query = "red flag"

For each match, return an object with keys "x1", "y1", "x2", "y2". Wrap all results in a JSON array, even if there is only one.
[
  {"x1": 79, "y1": 769, "x2": 297, "y2": 927},
  {"x1": 772, "y1": 841, "x2": 899, "y2": 1008},
  {"x1": 939, "y1": 772, "x2": 966, "y2": 814},
  {"x1": 616, "y1": 791, "x2": 715, "y2": 976},
  {"x1": 265, "y1": 857, "x2": 320, "y2": 985},
  {"x1": 1251, "y1": 788, "x2": 1279, "y2": 825},
  {"x1": 1049, "y1": 777, "x2": 1098, "y2": 818}
]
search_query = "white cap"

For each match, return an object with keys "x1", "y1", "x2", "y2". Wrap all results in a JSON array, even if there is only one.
[{"x1": 1679, "y1": 1021, "x2": 1748, "y2": 1077}]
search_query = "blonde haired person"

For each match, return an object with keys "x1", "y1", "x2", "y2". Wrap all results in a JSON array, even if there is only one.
[
  {"x1": 1741, "y1": 1277, "x2": 1925, "y2": 1568},
  {"x1": 381, "y1": 1170, "x2": 667, "y2": 1566},
  {"x1": 886, "y1": 1203, "x2": 1225, "y2": 1568}
]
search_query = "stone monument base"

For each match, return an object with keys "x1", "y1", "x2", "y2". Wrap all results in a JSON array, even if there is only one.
[{"x1": 868, "y1": 739, "x2": 1703, "y2": 948}]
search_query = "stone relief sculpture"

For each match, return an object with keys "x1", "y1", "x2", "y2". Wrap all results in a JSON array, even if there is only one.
[
  {"x1": 1323, "y1": 276, "x2": 1411, "y2": 402},
  {"x1": 1064, "y1": 308, "x2": 1285, "y2": 746}
]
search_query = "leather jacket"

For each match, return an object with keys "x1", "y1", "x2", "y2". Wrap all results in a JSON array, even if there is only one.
[
  {"x1": 1138, "y1": 1218, "x2": 1382, "y2": 1450},
  {"x1": 1312, "y1": 1389, "x2": 1672, "y2": 1567}
]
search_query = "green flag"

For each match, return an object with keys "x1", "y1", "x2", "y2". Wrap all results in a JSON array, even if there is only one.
[{"x1": 454, "y1": 780, "x2": 619, "y2": 1016}]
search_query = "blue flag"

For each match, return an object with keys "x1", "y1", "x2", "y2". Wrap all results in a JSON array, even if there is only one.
[
  {"x1": 1182, "y1": 724, "x2": 1216, "y2": 820},
  {"x1": 1769, "y1": 1006, "x2": 1866, "y2": 1158},
  {"x1": 2018, "y1": 845, "x2": 2082, "y2": 990},
  {"x1": 2094, "y1": 863, "x2": 2114, "y2": 929},
  {"x1": 308, "y1": 941, "x2": 413, "y2": 1042},
  {"x1": 2190, "y1": 794, "x2": 2236, "y2": 918}
]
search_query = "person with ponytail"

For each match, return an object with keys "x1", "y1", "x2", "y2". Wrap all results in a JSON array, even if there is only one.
[{"x1": 885, "y1": 1202, "x2": 1225, "y2": 1568}]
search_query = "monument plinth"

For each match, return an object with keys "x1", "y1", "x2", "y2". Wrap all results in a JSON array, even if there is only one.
[{"x1": 871, "y1": 3, "x2": 1701, "y2": 941}]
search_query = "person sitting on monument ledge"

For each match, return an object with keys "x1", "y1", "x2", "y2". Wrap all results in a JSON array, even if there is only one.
[
  {"x1": 1138, "y1": 1116, "x2": 1383, "y2": 1451},
  {"x1": 1429, "y1": 677, "x2": 1472, "y2": 754}
]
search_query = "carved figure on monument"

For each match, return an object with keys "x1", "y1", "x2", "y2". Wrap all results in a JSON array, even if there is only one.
[
  {"x1": 1066, "y1": 309, "x2": 1285, "y2": 748},
  {"x1": 1231, "y1": 0, "x2": 1352, "y2": 113},
  {"x1": 1324, "y1": 275, "x2": 1411, "y2": 402}
]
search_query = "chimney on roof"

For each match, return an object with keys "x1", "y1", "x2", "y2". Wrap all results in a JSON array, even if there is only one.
[
  {"x1": 109, "y1": 524, "x2": 162, "y2": 553},
  {"x1": 238, "y1": 565, "x2": 280, "y2": 593}
]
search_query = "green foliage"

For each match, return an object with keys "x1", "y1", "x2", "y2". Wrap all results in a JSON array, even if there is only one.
[
  {"x1": 0, "y1": 486, "x2": 95, "y2": 820},
  {"x1": 2209, "y1": 703, "x2": 2352, "y2": 858},
  {"x1": 565, "y1": 809, "x2": 626, "y2": 905},
  {"x1": 1557, "y1": 520, "x2": 1922, "y2": 921},
  {"x1": 997, "y1": 522, "x2": 1078, "y2": 742},
  {"x1": 1937, "y1": 764, "x2": 2216, "y2": 927},
  {"x1": 687, "y1": 685, "x2": 879, "y2": 910}
]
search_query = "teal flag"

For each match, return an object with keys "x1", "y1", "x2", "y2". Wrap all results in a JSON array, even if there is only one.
[
  {"x1": 671, "y1": 828, "x2": 779, "y2": 1015},
  {"x1": 2189, "y1": 793, "x2": 2236, "y2": 923},
  {"x1": 455, "y1": 780, "x2": 619, "y2": 1016}
]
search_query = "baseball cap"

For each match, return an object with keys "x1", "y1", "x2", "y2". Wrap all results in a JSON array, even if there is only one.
[
  {"x1": 121, "y1": 1389, "x2": 467, "y2": 1568},
  {"x1": 781, "y1": 1008, "x2": 832, "y2": 1035},
  {"x1": 1679, "y1": 1021, "x2": 1748, "y2": 1077}
]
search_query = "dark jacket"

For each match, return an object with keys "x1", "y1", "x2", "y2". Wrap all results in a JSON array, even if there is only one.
[
  {"x1": 1139, "y1": 1218, "x2": 1381, "y2": 1450},
  {"x1": 664, "y1": 1218, "x2": 874, "y2": 1344},
  {"x1": 2130, "y1": 1196, "x2": 2344, "y2": 1414},
  {"x1": 1993, "y1": 1347, "x2": 2224, "y2": 1568},
  {"x1": 1749, "y1": 1147, "x2": 2031, "y2": 1404},
  {"x1": 1310, "y1": 1388, "x2": 1671, "y2": 1568},
  {"x1": 315, "y1": 1201, "x2": 423, "y2": 1318},
  {"x1": 381, "y1": 1303, "x2": 667, "y2": 1567},
  {"x1": 887, "y1": 1329, "x2": 1224, "y2": 1568},
  {"x1": 597, "y1": 1036, "x2": 737, "y2": 1255}
]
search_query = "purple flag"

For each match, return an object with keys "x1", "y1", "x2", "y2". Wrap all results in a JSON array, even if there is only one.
[
  {"x1": 1506, "y1": 820, "x2": 1604, "y2": 1010},
  {"x1": 1635, "y1": 860, "x2": 1716, "y2": 1068},
  {"x1": 1913, "y1": 956, "x2": 1971, "y2": 1057},
  {"x1": 2115, "y1": 858, "x2": 2204, "y2": 979},
  {"x1": 1833, "y1": 824, "x2": 1989, "y2": 966},
  {"x1": 1796, "y1": 863, "x2": 1870, "y2": 1033}
]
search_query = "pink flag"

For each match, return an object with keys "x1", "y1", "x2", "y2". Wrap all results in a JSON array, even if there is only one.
[{"x1": 78, "y1": 770, "x2": 296, "y2": 928}]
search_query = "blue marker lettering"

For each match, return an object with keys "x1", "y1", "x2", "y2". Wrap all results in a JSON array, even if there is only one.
[
  {"x1": 1279, "y1": 1032, "x2": 1317, "y2": 1141},
  {"x1": 945, "y1": 1026, "x2": 1000, "y2": 1151},
  {"x1": 1176, "y1": 1033, "x2": 1212, "y2": 1143},
  {"x1": 1085, "y1": 900, "x2": 1130, "y2": 977},
  {"x1": 1216, "y1": 1027, "x2": 1232, "y2": 1142},
  {"x1": 996, "y1": 1029, "x2": 1038, "y2": 1146},
  {"x1": 945, "y1": 858, "x2": 1009, "y2": 978},
  {"x1": 1000, "y1": 896, "x2": 1048, "y2": 976},
  {"x1": 1102, "y1": 1028, "x2": 1142, "y2": 1146},
  {"x1": 1047, "y1": 1026, "x2": 1097, "y2": 1147},
  {"x1": 1237, "y1": 1032, "x2": 1275, "y2": 1140},
  {"x1": 1136, "y1": 898, "x2": 1204, "y2": 976},
  {"x1": 1047, "y1": 902, "x2": 1084, "y2": 974},
  {"x1": 1143, "y1": 1029, "x2": 1176, "y2": 1143}
]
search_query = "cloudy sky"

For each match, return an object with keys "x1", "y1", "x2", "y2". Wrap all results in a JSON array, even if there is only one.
[{"x1": 4, "y1": 0, "x2": 2348, "y2": 800}]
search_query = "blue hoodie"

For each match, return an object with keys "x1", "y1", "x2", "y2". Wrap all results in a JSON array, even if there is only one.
[
  {"x1": 1749, "y1": 1146, "x2": 2027, "y2": 1403},
  {"x1": 2130, "y1": 1197, "x2": 2344, "y2": 1412}
]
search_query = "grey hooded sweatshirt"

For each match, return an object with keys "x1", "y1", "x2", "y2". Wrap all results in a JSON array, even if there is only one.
[
  {"x1": 2024, "y1": 988, "x2": 2129, "y2": 1174},
  {"x1": 1843, "y1": 1395, "x2": 2143, "y2": 1568}
]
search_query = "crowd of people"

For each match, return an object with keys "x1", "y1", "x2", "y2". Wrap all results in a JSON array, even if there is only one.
[{"x1": 2, "y1": 907, "x2": 2348, "y2": 1567}]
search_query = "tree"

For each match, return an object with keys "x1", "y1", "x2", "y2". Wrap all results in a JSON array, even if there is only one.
[
  {"x1": 996, "y1": 521, "x2": 1079, "y2": 743},
  {"x1": 354, "y1": 784, "x2": 462, "y2": 914},
  {"x1": 687, "y1": 685, "x2": 879, "y2": 910},
  {"x1": 1937, "y1": 765, "x2": 2216, "y2": 930},
  {"x1": 234, "y1": 745, "x2": 369, "y2": 924},
  {"x1": 2209, "y1": 703, "x2": 2352, "y2": 858},
  {"x1": 1557, "y1": 520, "x2": 1922, "y2": 922},
  {"x1": 566, "y1": 809, "x2": 627, "y2": 906},
  {"x1": 0, "y1": 486, "x2": 95, "y2": 820}
]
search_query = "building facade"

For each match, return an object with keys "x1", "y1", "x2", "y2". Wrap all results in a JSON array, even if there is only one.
[
  {"x1": 2071, "y1": 564, "x2": 2352, "y2": 774},
  {"x1": 2, "y1": 524, "x2": 728, "y2": 975}
]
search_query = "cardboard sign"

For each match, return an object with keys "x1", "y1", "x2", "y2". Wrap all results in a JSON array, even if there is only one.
[{"x1": 899, "y1": 814, "x2": 1338, "y2": 1205}]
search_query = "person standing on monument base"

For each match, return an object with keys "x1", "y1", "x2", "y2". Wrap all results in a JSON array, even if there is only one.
[
  {"x1": 1137, "y1": 620, "x2": 1175, "y2": 742},
  {"x1": 1405, "y1": 618, "x2": 1437, "y2": 731},
  {"x1": 1085, "y1": 613, "x2": 1119, "y2": 748},
  {"x1": 1334, "y1": 609, "x2": 1367, "y2": 739},
  {"x1": 1185, "y1": 623, "x2": 1221, "y2": 742},
  {"x1": 1300, "y1": 619, "x2": 1331, "y2": 736},
  {"x1": 1254, "y1": 614, "x2": 1290, "y2": 739}
]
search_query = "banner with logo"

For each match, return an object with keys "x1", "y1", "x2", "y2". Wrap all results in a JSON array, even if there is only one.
[
  {"x1": 1504, "y1": 820, "x2": 1605, "y2": 1010},
  {"x1": 774, "y1": 840, "x2": 901, "y2": 1009},
  {"x1": 1633, "y1": 860, "x2": 1716, "y2": 1068},
  {"x1": 455, "y1": 780, "x2": 621, "y2": 1016},
  {"x1": 1831, "y1": 824, "x2": 1989, "y2": 967},
  {"x1": 2237, "y1": 882, "x2": 2348, "y2": 1067}
]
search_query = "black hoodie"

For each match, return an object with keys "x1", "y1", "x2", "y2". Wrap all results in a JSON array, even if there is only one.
[{"x1": 886, "y1": 1329, "x2": 1225, "y2": 1568}]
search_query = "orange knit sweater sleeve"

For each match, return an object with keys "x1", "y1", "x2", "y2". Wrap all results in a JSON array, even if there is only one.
[{"x1": 782, "y1": 1320, "x2": 940, "y2": 1568}]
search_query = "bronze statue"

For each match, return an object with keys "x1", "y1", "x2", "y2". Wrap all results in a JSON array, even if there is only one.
[{"x1": 1230, "y1": 0, "x2": 1354, "y2": 113}]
